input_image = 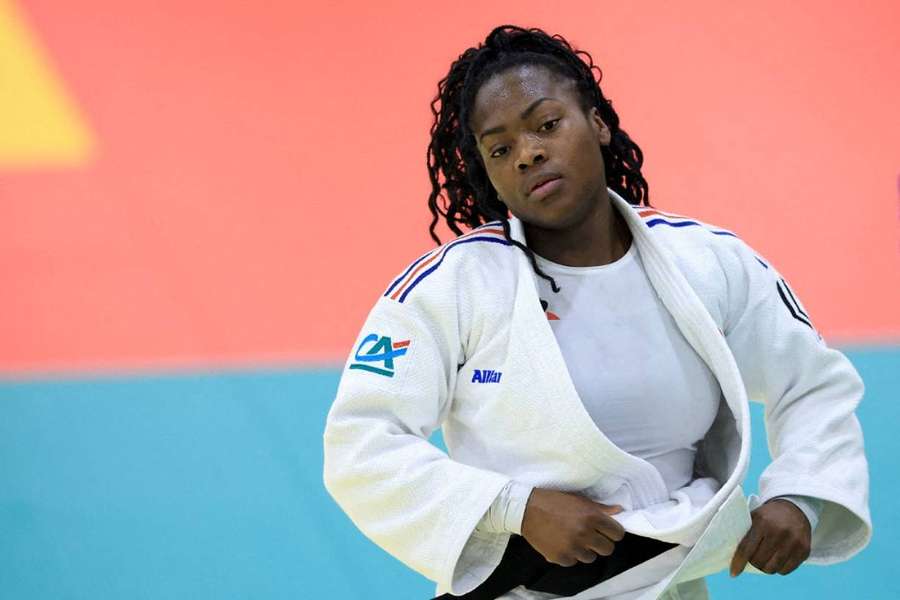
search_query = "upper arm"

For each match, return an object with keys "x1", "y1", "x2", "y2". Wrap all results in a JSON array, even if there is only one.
[{"x1": 721, "y1": 239, "x2": 839, "y2": 405}]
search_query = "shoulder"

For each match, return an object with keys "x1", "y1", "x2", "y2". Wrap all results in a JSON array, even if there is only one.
[
  {"x1": 635, "y1": 205, "x2": 768, "y2": 267},
  {"x1": 380, "y1": 221, "x2": 517, "y2": 305},
  {"x1": 634, "y1": 205, "x2": 777, "y2": 325},
  {"x1": 637, "y1": 206, "x2": 740, "y2": 245}
]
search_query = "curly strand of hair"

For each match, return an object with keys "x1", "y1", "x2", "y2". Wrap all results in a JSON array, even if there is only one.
[{"x1": 498, "y1": 218, "x2": 561, "y2": 293}]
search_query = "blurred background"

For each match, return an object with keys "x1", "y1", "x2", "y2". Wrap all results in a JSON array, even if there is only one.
[{"x1": 1, "y1": 0, "x2": 897, "y2": 597}]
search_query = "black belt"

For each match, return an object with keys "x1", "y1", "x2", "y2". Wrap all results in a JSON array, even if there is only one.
[{"x1": 433, "y1": 532, "x2": 678, "y2": 599}]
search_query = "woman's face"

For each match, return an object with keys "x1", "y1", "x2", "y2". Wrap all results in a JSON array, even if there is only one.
[{"x1": 469, "y1": 64, "x2": 612, "y2": 230}]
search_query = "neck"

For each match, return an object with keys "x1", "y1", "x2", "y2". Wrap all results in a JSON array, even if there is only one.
[{"x1": 523, "y1": 197, "x2": 633, "y2": 267}]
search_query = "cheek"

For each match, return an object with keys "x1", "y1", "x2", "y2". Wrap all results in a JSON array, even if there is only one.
[
  {"x1": 573, "y1": 135, "x2": 606, "y2": 172},
  {"x1": 484, "y1": 166, "x2": 508, "y2": 194},
  {"x1": 572, "y1": 130, "x2": 598, "y2": 155}
]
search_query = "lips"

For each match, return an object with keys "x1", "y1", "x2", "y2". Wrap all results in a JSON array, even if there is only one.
[{"x1": 526, "y1": 173, "x2": 562, "y2": 196}]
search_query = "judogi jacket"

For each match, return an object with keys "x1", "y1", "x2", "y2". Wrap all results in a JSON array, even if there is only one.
[{"x1": 322, "y1": 189, "x2": 872, "y2": 599}]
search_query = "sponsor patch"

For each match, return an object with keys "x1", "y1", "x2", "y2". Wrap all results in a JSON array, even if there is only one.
[
  {"x1": 349, "y1": 333, "x2": 410, "y2": 377},
  {"x1": 471, "y1": 369, "x2": 502, "y2": 384}
]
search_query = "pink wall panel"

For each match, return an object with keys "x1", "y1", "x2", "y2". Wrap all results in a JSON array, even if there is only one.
[{"x1": 2, "y1": 0, "x2": 898, "y2": 374}]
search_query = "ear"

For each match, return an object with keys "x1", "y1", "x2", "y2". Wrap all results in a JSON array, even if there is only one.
[{"x1": 589, "y1": 107, "x2": 612, "y2": 146}]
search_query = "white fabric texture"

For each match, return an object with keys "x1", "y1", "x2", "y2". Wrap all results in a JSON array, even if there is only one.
[
  {"x1": 475, "y1": 244, "x2": 823, "y2": 540},
  {"x1": 322, "y1": 190, "x2": 871, "y2": 599},
  {"x1": 472, "y1": 243, "x2": 823, "y2": 597},
  {"x1": 477, "y1": 480, "x2": 534, "y2": 536},
  {"x1": 534, "y1": 239, "x2": 721, "y2": 495}
]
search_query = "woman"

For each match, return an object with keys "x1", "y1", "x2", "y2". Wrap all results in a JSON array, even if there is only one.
[{"x1": 322, "y1": 25, "x2": 871, "y2": 600}]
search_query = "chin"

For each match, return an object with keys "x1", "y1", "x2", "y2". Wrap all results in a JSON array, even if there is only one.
[{"x1": 519, "y1": 197, "x2": 593, "y2": 230}]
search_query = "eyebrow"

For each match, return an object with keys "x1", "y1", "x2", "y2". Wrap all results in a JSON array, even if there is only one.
[{"x1": 478, "y1": 97, "x2": 559, "y2": 143}]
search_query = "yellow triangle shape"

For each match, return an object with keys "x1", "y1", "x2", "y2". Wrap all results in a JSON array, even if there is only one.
[{"x1": 0, "y1": 0, "x2": 94, "y2": 166}]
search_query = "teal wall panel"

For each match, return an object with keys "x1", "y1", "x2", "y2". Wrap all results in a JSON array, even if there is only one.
[{"x1": 1, "y1": 348, "x2": 896, "y2": 598}]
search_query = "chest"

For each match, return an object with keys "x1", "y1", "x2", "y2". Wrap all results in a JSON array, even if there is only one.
[{"x1": 535, "y1": 254, "x2": 722, "y2": 453}]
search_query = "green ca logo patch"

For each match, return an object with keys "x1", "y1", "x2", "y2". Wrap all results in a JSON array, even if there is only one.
[{"x1": 349, "y1": 333, "x2": 410, "y2": 377}]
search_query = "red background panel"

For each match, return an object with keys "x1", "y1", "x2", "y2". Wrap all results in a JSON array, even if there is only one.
[{"x1": 2, "y1": 0, "x2": 899, "y2": 374}]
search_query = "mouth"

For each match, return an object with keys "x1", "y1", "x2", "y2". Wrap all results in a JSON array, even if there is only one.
[
  {"x1": 528, "y1": 175, "x2": 563, "y2": 197},
  {"x1": 528, "y1": 176, "x2": 564, "y2": 201}
]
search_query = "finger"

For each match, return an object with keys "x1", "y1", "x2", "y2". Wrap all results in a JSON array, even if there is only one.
[
  {"x1": 575, "y1": 548, "x2": 598, "y2": 564},
  {"x1": 730, "y1": 549, "x2": 748, "y2": 578},
  {"x1": 761, "y1": 548, "x2": 788, "y2": 575},
  {"x1": 590, "y1": 513, "x2": 625, "y2": 542},
  {"x1": 585, "y1": 533, "x2": 616, "y2": 557},
  {"x1": 731, "y1": 527, "x2": 763, "y2": 577},
  {"x1": 777, "y1": 543, "x2": 807, "y2": 575},
  {"x1": 777, "y1": 553, "x2": 803, "y2": 575},
  {"x1": 596, "y1": 503, "x2": 624, "y2": 515},
  {"x1": 750, "y1": 536, "x2": 783, "y2": 575}
]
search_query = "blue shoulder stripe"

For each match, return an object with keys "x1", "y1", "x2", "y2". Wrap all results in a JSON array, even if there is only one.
[
  {"x1": 645, "y1": 217, "x2": 737, "y2": 238},
  {"x1": 398, "y1": 236, "x2": 513, "y2": 303},
  {"x1": 384, "y1": 223, "x2": 504, "y2": 297},
  {"x1": 384, "y1": 247, "x2": 438, "y2": 297}
]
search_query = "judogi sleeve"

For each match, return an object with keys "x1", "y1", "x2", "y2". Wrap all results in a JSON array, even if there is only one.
[
  {"x1": 322, "y1": 288, "x2": 512, "y2": 594},
  {"x1": 720, "y1": 237, "x2": 873, "y2": 564}
]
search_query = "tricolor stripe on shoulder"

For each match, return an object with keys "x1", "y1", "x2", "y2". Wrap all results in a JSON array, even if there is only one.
[
  {"x1": 639, "y1": 208, "x2": 771, "y2": 270},
  {"x1": 638, "y1": 208, "x2": 737, "y2": 238},
  {"x1": 384, "y1": 221, "x2": 512, "y2": 303}
]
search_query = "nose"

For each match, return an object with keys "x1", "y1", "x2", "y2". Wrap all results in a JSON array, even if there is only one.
[{"x1": 516, "y1": 138, "x2": 546, "y2": 171}]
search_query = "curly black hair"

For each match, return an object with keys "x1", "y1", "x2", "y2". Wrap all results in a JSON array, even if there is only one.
[{"x1": 425, "y1": 24, "x2": 650, "y2": 293}]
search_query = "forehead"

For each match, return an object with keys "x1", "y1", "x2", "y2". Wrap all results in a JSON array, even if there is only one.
[{"x1": 470, "y1": 64, "x2": 577, "y2": 131}]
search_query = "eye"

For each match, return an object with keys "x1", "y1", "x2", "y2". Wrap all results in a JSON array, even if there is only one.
[
  {"x1": 540, "y1": 118, "x2": 561, "y2": 132},
  {"x1": 488, "y1": 119, "x2": 559, "y2": 159}
]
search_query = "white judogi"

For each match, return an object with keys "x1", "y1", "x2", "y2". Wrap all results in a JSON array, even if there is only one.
[
  {"x1": 322, "y1": 189, "x2": 871, "y2": 599},
  {"x1": 536, "y1": 241, "x2": 721, "y2": 494},
  {"x1": 476, "y1": 239, "x2": 823, "y2": 599}
]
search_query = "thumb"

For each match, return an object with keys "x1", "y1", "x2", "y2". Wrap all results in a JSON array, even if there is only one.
[{"x1": 596, "y1": 503, "x2": 625, "y2": 515}]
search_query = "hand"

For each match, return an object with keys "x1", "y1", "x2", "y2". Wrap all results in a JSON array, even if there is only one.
[
  {"x1": 521, "y1": 487, "x2": 625, "y2": 567},
  {"x1": 730, "y1": 498, "x2": 812, "y2": 577}
]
